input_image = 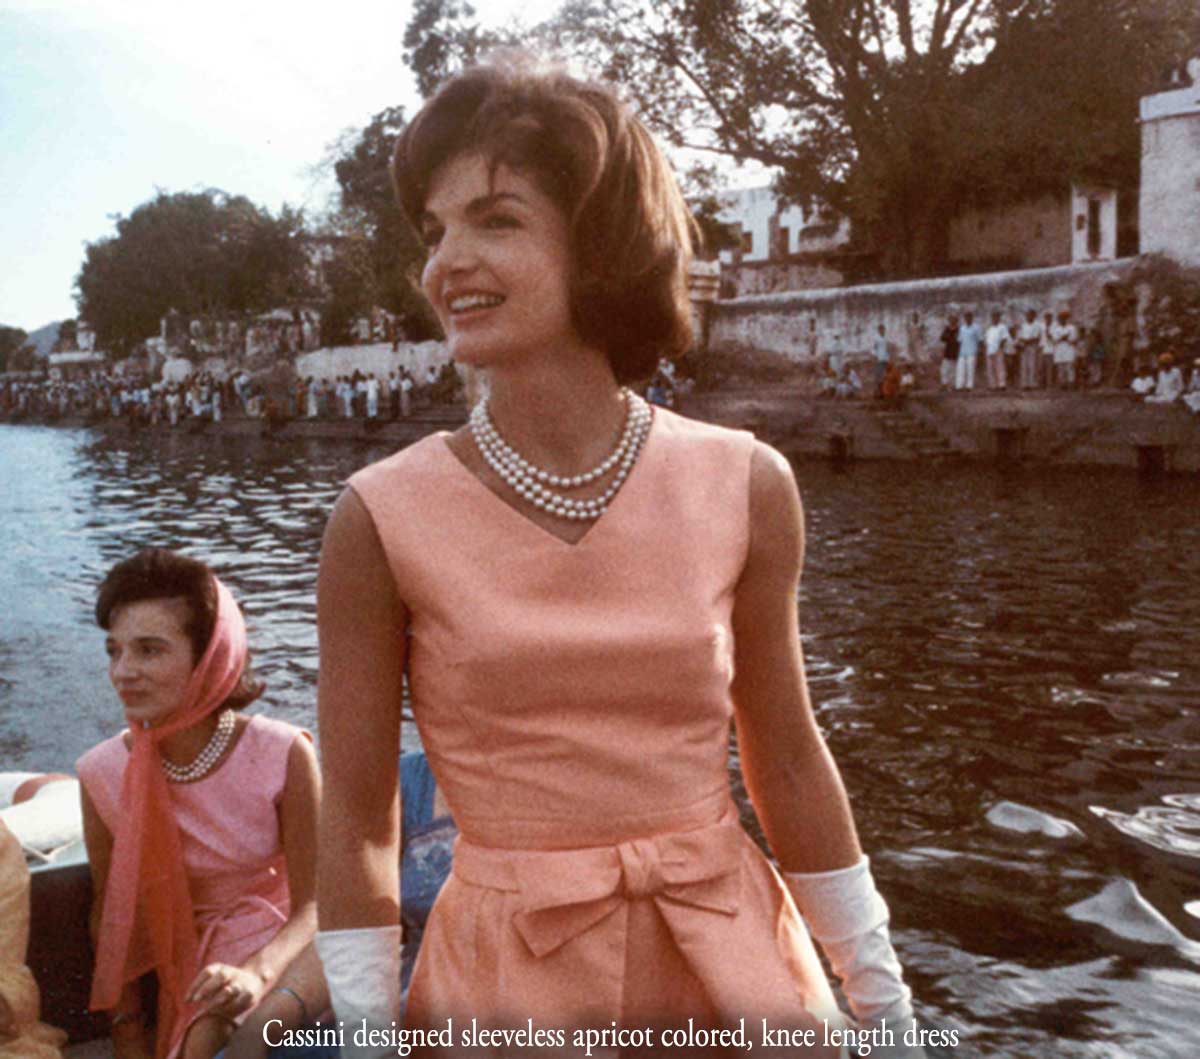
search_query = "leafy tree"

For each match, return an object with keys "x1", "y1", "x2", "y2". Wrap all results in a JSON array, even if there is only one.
[
  {"x1": 403, "y1": 0, "x2": 502, "y2": 99},
  {"x1": 0, "y1": 325, "x2": 32, "y2": 374},
  {"x1": 56, "y1": 319, "x2": 77, "y2": 350},
  {"x1": 75, "y1": 190, "x2": 313, "y2": 355},
  {"x1": 545, "y1": 0, "x2": 1193, "y2": 278},
  {"x1": 331, "y1": 107, "x2": 442, "y2": 341}
]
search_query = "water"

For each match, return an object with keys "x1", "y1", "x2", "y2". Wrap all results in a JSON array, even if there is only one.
[{"x1": 2, "y1": 423, "x2": 1198, "y2": 1056}]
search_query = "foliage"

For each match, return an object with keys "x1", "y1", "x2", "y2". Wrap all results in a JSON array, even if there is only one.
[
  {"x1": 0, "y1": 326, "x2": 34, "y2": 374},
  {"x1": 317, "y1": 234, "x2": 378, "y2": 346},
  {"x1": 546, "y1": 0, "x2": 1193, "y2": 279},
  {"x1": 403, "y1": 0, "x2": 503, "y2": 99},
  {"x1": 56, "y1": 319, "x2": 77, "y2": 349},
  {"x1": 330, "y1": 107, "x2": 442, "y2": 342},
  {"x1": 74, "y1": 190, "x2": 313, "y2": 356},
  {"x1": 1128, "y1": 255, "x2": 1200, "y2": 363},
  {"x1": 688, "y1": 344, "x2": 804, "y2": 391}
]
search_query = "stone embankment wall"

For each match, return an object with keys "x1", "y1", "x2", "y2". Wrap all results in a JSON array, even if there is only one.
[
  {"x1": 707, "y1": 259, "x2": 1137, "y2": 360},
  {"x1": 679, "y1": 387, "x2": 1200, "y2": 473},
  {"x1": 295, "y1": 340, "x2": 450, "y2": 381}
]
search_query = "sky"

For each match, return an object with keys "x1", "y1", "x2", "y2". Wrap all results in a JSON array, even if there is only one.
[{"x1": 1, "y1": 0, "x2": 563, "y2": 333}]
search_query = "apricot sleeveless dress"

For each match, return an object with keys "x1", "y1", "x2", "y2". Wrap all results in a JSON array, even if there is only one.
[
  {"x1": 76, "y1": 715, "x2": 307, "y2": 1058},
  {"x1": 349, "y1": 408, "x2": 842, "y2": 1057}
]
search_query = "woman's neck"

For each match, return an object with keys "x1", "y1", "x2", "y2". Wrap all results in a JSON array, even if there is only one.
[
  {"x1": 155, "y1": 711, "x2": 221, "y2": 764},
  {"x1": 484, "y1": 349, "x2": 628, "y2": 476}
]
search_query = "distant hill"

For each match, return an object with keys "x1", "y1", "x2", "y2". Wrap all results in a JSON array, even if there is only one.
[{"x1": 24, "y1": 320, "x2": 67, "y2": 360}]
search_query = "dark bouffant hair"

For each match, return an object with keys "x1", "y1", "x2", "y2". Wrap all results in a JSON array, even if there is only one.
[
  {"x1": 392, "y1": 54, "x2": 696, "y2": 384},
  {"x1": 96, "y1": 548, "x2": 263, "y2": 711}
]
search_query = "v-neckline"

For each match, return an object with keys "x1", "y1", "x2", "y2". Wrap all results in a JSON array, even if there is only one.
[{"x1": 435, "y1": 407, "x2": 660, "y2": 550}]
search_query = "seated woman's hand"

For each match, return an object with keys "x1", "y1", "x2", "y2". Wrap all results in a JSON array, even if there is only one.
[{"x1": 187, "y1": 963, "x2": 267, "y2": 1018}]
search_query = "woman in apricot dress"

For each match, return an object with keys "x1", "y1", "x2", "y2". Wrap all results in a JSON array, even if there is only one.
[{"x1": 315, "y1": 58, "x2": 920, "y2": 1059}]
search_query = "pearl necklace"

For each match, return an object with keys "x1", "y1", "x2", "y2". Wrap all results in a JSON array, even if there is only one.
[
  {"x1": 470, "y1": 390, "x2": 653, "y2": 521},
  {"x1": 160, "y1": 709, "x2": 236, "y2": 783}
]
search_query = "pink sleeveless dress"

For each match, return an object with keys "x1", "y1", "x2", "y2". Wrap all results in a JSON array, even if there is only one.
[
  {"x1": 76, "y1": 714, "x2": 306, "y2": 1057},
  {"x1": 350, "y1": 408, "x2": 841, "y2": 1056}
]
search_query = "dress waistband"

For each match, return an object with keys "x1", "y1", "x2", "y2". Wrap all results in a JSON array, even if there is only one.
[{"x1": 451, "y1": 806, "x2": 747, "y2": 958}]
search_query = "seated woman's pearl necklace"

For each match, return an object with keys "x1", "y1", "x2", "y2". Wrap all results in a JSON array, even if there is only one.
[
  {"x1": 470, "y1": 389, "x2": 653, "y2": 521},
  {"x1": 160, "y1": 708, "x2": 236, "y2": 783}
]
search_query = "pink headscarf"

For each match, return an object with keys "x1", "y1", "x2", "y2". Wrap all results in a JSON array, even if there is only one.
[{"x1": 89, "y1": 577, "x2": 247, "y2": 1057}]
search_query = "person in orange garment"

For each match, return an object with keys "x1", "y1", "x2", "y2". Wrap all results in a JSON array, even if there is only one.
[
  {"x1": 0, "y1": 816, "x2": 67, "y2": 1059},
  {"x1": 314, "y1": 55, "x2": 924, "y2": 1059}
]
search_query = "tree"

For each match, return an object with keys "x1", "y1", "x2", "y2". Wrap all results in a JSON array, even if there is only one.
[
  {"x1": 546, "y1": 0, "x2": 1193, "y2": 278},
  {"x1": 330, "y1": 108, "x2": 442, "y2": 341},
  {"x1": 55, "y1": 319, "x2": 77, "y2": 351},
  {"x1": 0, "y1": 325, "x2": 32, "y2": 374},
  {"x1": 75, "y1": 190, "x2": 313, "y2": 355},
  {"x1": 403, "y1": 0, "x2": 502, "y2": 99}
]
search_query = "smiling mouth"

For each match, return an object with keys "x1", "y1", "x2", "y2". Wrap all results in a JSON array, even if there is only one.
[{"x1": 448, "y1": 293, "x2": 504, "y2": 314}]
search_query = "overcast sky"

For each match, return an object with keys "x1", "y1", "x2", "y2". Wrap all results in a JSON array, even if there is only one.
[{"x1": 1, "y1": 0, "x2": 563, "y2": 332}]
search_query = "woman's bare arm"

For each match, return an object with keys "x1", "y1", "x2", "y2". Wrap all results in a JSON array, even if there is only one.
[
  {"x1": 187, "y1": 734, "x2": 321, "y2": 1013},
  {"x1": 729, "y1": 441, "x2": 862, "y2": 873},
  {"x1": 315, "y1": 487, "x2": 407, "y2": 927}
]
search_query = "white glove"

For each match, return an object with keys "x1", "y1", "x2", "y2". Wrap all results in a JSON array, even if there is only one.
[
  {"x1": 784, "y1": 856, "x2": 926, "y2": 1059},
  {"x1": 314, "y1": 925, "x2": 403, "y2": 1059}
]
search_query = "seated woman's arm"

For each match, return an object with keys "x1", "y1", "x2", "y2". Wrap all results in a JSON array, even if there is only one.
[
  {"x1": 220, "y1": 945, "x2": 329, "y2": 1059},
  {"x1": 187, "y1": 735, "x2": 321, "y2": 1016}
]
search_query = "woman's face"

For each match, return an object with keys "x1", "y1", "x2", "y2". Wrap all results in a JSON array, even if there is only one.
[
  {"x1": 419, "y1": 153, "x2": 578, "y2": 370},
  {"x1": 106, "y1": 598, "x2": 196, "y2": 727}
]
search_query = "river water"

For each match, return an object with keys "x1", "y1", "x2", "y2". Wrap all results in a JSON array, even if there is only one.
[{"x1": 1, "y1": 422, "x2": 1198, "y2": 1057}]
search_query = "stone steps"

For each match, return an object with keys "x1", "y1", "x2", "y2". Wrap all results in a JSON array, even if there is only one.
[{"x1": 870, "y1": 406, "x2": 959, "y2": 459}]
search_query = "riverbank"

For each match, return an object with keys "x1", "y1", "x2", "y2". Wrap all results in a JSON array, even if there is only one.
[{"x1": 4, "y1": 387, "x2": 1199, "y2": 472}]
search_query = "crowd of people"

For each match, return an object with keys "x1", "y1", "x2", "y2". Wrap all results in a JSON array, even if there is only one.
[
  {"x1": 932, "y1": 307, "x2": 1113, "y2": 392},
  {"x1": 0, "y1": 363, "x2": 465, "y2": 428},
  {"x1": 0, "y1": 371, "x2": 241, "y2": 425},
  {"x1": 1129, "y1": 352, "x2": 1200, "y2": 411},
  {"x1": 297, "y1": 365, "x2": 461, "y2": 421},
  {"x1": 813, "y1": 304, "x2": 1200, "y2": 411}
]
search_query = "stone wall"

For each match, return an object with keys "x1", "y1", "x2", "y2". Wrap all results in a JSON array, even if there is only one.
[
  {"x1": 946, "y1": 194, "x2": 1070, "y2": 270},
  {"x1": 707, "y1": 258, "x2": 1137, "y2": 362},
  {"x1": 294, "y1": 340, "x2": 450, "y2": 382}
]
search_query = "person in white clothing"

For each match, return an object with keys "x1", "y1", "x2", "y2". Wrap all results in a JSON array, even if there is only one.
[
  {"x1": 1145, "y1": 352, "x2": 1184, "y2": 404},
  {"x1": 400, "y1": 372, "x2": 413, "y2": 417},
  {"x1": 956, "y1": 312, "x2": 983, "y2": 390},
  {"x1": 1049, "y1": 310, "x2": 1079, "y2": 389},
  {"x1": 1016, "y1": 309, "x2": 1043, "y2": 391},
  {"x1": 1183, "y1": 357, "x2": 1200, "y2": 414},
  {"x1": 984, "y1": 311, "x2": 1012, "y2": 390},
  {"x1": 366, "y1": 374, "x2": 380, "y2": 419},
  {"x1": 1039, "y1": 311, "x2": 1056, "y2": 388}
]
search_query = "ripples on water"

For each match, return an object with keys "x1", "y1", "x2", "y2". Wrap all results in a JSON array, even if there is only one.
[{"x1": 2, "y1": 424, "x2": 1199, "y2": 1056}]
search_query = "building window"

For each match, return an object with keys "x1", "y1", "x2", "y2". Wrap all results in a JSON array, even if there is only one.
[{"x1": 1087, "y1": 198, "x2": 1102, "y2": 257}]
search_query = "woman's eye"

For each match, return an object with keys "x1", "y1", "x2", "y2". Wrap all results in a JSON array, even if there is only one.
[
  {"x1": 421, "y1": 227, "x2": 443, "y2": 249},
  {"x1": 484, "y1": 213, "x2": 518, "y2": 231}
]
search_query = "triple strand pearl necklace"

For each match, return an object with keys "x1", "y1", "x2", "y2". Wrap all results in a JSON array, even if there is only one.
[
  {"x1": 160, "y1": 708, "x2": 236, "y2": 783},
  {"x1": 470, "y1": 389, "x2": 653, "y2": 521}
]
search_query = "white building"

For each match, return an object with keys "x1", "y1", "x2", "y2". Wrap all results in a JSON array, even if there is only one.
[
  {"x1": 1139, "y1": 56, "x2": 1200, "y2": 268},
  {"x1": 715, "y1": 187, "x2": 851, "y2": 263}
]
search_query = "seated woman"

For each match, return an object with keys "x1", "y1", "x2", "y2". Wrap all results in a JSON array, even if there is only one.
[{"x1": 77, "y1": 549, "x2": 320, "y2": 1059}]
